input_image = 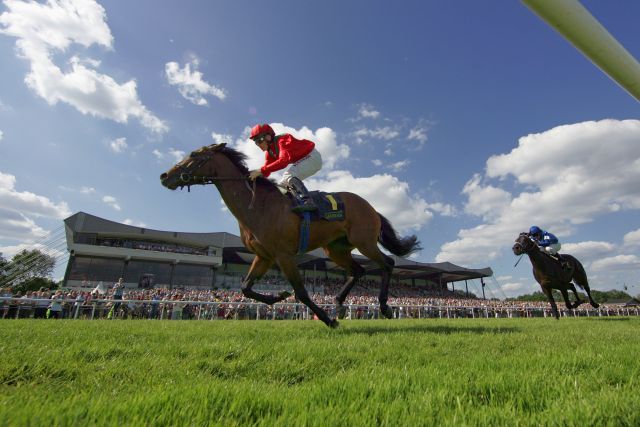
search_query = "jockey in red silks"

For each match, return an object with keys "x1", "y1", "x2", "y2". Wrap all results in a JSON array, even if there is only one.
[{"x1": 248, "y1": 123, "x2": 323, "y2": 213}]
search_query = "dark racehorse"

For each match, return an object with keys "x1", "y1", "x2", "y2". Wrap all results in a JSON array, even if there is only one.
[
  {"x1": 160, "y1": 143, "x2": 421, "y2": 328},
  {"x1": 512, "y1": 233, "x2": 599, "y2": 319}
]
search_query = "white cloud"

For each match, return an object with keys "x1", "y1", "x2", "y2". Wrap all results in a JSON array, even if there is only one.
[
  {"x1": 152, "y1": 148, "x2": 185, "y2": 163},
  {"x1": 0, "y1": 129, "x2": 3, "y2": 141},
  {"x1": 388, "y1": 160, "x2": 409, "y2": 172},
  {"x1": 80, "y1": 186, "x2": 95, "y2": 194},
  {"x1": 0, "y1": 171, "x2": 71, "y2": 219},
  {"x1": 102, "y1": 195, "x2": 121, "y2": 211},
  {"x1": 357, "y1": 103, "x2": 380, "y2": 119},
  {"x1": 353, "y1": 126, "x2": 400, "y2": 144},
  {"x1": 407, "y1": 126, "x2": 428, "y2": 143},
  {"x1": 0, "y1": 208, "x2": 49, "y2": 240},
  {"x1": 437, "y1": 119, "x2": 640, "y2": 269},
  {"x1": 211, "y1": 132, "x2": 233, "y2": 145},
  {"x1": 427, "y1": 202, "x2": 457, "y2": 217},
  {"x1": 560, "y1": 241, "x2": 616, "y2": 262},
  {"x1": 165, "y1": 57, "x2": 226, "y2": 105},
  {"x1": 623, "y1": 228, "x2": 640, "y2": 247},
  {"x1": 152, "y1": 149, "x2": 164, "y2": 160},
  {"x1": 462, "y1": 174, "x2": 512, "y2": 221},
  {"x1": 109, "y1": 137, "x2": 127, "y2": 153},
  {"x1": 591, "y1": 255, "x2": 640, "y2": 271},
  {"x1": 372, "y1": 159, "x2": 383, "y2": 167},
  {"x1": 169, "y1": 148, "x2": 186, "y2": 163},
  {"x1": 122, "y1": 218, "x2": 147, "y2": 228},
  {"x1": 0, "y1": 0, "x2": 167, "y2": 133}
]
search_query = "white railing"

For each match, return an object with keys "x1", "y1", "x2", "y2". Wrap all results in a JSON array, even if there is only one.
[{"x1": 2, "y1": 297, "x2": 639, "y2": 320}]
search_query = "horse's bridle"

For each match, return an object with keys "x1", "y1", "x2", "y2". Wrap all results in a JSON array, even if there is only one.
[
  {"x1": 177, "y1": 151, "x2": 248, "y2": 189},
  {"x1": 175, "y1": 150, "x2": 257, "y2": 208}
]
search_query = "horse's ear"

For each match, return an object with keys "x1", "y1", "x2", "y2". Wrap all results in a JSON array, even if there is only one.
[{"x1": 212, "y1": 143, "x2": 226, "y2": 151}]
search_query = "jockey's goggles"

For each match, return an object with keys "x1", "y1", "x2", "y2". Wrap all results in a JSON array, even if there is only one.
[{"x1": 253, "y1": 134, "x2": 269, "y2": 144}]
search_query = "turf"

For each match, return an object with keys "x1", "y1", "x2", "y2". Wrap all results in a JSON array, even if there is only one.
[{"x1": 1, "y1": 318, "x2": 639, "y2": 426}]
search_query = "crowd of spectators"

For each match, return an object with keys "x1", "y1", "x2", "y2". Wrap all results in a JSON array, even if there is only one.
[
  {"x1": 1, "y1": 276, "x2": 637, "y2": 321},
  {"x1": 97, "y1": 238, "x2": 209, "y2": 256}
]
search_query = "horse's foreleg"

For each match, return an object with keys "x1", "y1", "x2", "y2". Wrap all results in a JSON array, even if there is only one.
[
  {"x1": 560, "y1": 288, "x2": 577, "y2": 311},
  {"x1": 277, "y1": 256, "x2": 338, "y2": 328},
  {"x1": 543, "y1": 287, "x2": 560, "y2": 319},
  {"x1": 241, "y1": 256, "x2": 289, "y2": 305}
]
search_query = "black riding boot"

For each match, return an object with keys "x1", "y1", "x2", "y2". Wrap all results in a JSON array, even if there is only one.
[{"x1": 288, "y1": 177, "x2": 317, "y2": 213}]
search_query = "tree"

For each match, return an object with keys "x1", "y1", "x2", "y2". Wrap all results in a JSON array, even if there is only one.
[
  {"x1": 0, "y1": 253, "x2": 8, "y2": 281},
  {"x1": 0, "y1": 249, "x2": 56, "y2": 288}
]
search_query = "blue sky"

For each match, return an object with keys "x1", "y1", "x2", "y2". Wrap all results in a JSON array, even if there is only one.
[{"x1": 0, "y1": 0, "x2": 639, "y2": 298}]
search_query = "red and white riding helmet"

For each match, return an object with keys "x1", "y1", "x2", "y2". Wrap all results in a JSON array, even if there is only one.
[{"x1": 250, "y1": 123, "x2": 275, "y2": 140}]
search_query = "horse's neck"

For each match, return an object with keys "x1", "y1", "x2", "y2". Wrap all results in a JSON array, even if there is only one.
[
  {"x1": 526, "y1": 249, "x2": 545, "y2": 268},
  {"x1": 213, "y1": 166, "x2": 284, "y2": 227}
]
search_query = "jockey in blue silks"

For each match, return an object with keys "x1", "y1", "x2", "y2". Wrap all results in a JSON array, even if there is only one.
[
  {"x1": 529, "y1": 225, "x2": 571, "y2": 269},
  {"x1": 528, "y1": 225, "x2": 561, "y2": 255}
]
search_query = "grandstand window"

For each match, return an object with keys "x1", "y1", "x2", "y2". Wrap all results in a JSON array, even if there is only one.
[
  {"x1": 124, "y1": 261, "x2": 172, "y2": 287},
  {"x1": 75, "y1": 233, "x2": 97, "y2": 245},
  {"x1": 173, "y1": 264, "x2": 213, "y2": 287},
  {"x1": 68, "y1": 256, "x2": 123, "y2": 282}
]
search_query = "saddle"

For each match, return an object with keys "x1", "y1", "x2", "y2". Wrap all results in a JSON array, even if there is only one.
[{"x1": 289, "y1": 191, "x2": 345, "y2": 221}]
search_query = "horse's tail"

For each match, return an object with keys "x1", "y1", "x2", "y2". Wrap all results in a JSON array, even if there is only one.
[{"x1": 378, "y1": 214, "x2": 421, "y2": 257}]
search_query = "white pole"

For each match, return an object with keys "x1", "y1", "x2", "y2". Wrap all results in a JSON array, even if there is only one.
[{"x1": 522, "y1": 0, "x2": 640, "y2": 101}]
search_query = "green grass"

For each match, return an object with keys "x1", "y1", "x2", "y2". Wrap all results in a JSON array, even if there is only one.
[{"x1": 1, "y1": 318, "x2": 639, "y2": 426}]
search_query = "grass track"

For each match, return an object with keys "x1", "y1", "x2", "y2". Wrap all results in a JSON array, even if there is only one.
[{"x1": 1, "y1": 318, "x2": 639, "y2": 426}]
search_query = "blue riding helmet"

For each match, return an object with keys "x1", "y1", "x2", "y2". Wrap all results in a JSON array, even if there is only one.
[{"x1": 529, "y1": 225, "x2": 542, "y2": 235}]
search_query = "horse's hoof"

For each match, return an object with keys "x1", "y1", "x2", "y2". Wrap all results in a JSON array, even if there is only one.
[
  {"x1": 336, "y1": 304, "x2": 347, "y2": 319},
  {"x1": 381, "y1": 305, "x2": 394, "y2": 319},
  {"x1": 591, "y1": 302, "x2": 600, "y2": 309},
  {"x1": 328, "y1": 319, "x2": 339, "y2": 329}
]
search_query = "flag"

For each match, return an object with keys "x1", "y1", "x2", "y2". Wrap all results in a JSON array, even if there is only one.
[{"x1": 92, "y1": 282, "x2": 107, "y2": 295}]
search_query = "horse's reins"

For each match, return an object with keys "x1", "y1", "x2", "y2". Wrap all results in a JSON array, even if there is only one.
[{"x1": 177, "y1": 153, "x2": 258, "y2": 209}]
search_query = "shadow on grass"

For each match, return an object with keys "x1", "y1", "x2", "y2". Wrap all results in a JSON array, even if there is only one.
[
  {"x1": 583, "y1": 317, "x2": 631, "y2": 322},
  {"x1": 335, "y1": 323, "x2": 521, "y2": 336}
]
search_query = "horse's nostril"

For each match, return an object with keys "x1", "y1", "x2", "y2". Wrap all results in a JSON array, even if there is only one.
[{"x1": 160, "y1": 173, "x2": 168, "y2": 180}]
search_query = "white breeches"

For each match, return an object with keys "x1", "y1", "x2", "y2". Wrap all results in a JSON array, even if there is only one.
[
  {"x1": 541, "y1": 243, "x2": 561, "y2": 255},
  {"x1": 280, "y1": 149, "x2": 322, "y2": 186}
]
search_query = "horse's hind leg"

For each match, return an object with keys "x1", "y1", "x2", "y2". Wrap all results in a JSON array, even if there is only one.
[
  {"x1": 325, "y1": 240, "x2": 365, "y2": 319},
  {"x1": 560, "y1": 288, "x2": 577, "y2": 312},
  {"x1": 353, "y1": 241, "x2": 395, "y2": 319},
  {"x1": 241, "y1": 256, "x2": 291, "y2": 305},
  {"x1": 568, "y1": 284, "x2": 584, "y2": 308},
  {"x1": 573, "y1": 270, "x2": 600, "y2": 309},
  {"x1": 277, "y1": 255, "x2": 338, "y2": 328}
]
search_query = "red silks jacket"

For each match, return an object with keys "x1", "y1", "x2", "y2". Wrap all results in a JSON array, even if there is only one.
[{"x1": 260, "y1": 134, "x2": 315, "y2": 177}]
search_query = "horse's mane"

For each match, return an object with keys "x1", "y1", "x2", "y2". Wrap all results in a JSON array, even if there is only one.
[{"x1": 217, "y1": 145, "x2": 279, "y2": 191}]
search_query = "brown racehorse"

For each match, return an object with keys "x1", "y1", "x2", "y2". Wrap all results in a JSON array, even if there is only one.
[
  {"x1": 512, "y1": 233, "x2": 599, "y2": 319},
  {"x1": 160, "y1": 143, "x2": 421, "y2": 328}
]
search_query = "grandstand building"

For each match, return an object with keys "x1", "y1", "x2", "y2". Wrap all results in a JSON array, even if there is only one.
[{"x1": 62, "y1": 212, "x2": 493, "y2": 295}]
